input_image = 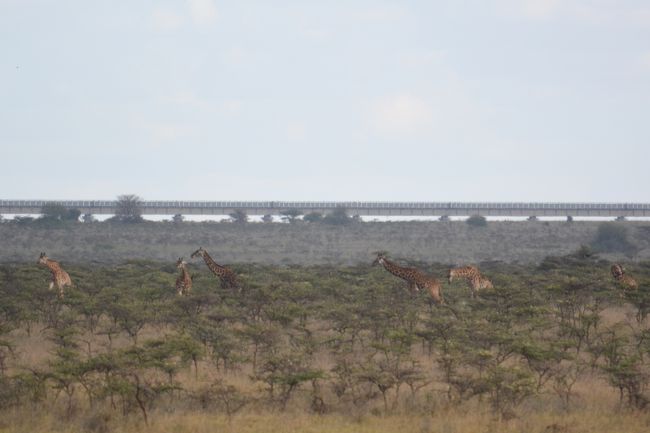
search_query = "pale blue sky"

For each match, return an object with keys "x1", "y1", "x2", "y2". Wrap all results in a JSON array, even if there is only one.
[{"x1": 1, "y1": 0, "x2": 649, "y2": 201}]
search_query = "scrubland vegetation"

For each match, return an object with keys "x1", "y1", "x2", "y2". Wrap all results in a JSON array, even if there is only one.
[
  {"x1": 1, "y1": 249, "x2": 650, "y2": 432},
  {"x1": 1, "y1": 219, "x2": 649, "y2": 265}
]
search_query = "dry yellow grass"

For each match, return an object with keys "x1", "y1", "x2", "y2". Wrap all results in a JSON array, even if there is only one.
[
  {"x1": 5, "y1": 317, "x2": 649, "y2": 433},
  {"x1": 2, "y1": 409, "x2": 650, "y2": 433}
]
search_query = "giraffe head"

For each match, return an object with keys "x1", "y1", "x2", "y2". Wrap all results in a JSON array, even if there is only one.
[
  {"x1": 191, "y1": 247, "x2": 206, "y2": 259},
  {"x1": 611, "y1": 264, "x2": 625, "y2": 278},
  {"x1": 38, "y1": 252, "x2": 48, "y2": 265},
  {"x1": 176, "y1": 257, "x2": 187, "y2": 269},
  {"x1": 372, "y1": 252, "x2": 387, "y2": 266},
  {"x1": 447, "y1": 268, "x2": 454, "y2": 284}
]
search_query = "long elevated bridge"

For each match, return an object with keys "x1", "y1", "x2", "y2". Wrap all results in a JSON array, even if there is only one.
[{"x1": 1, "y1": 200, "x2": 649, "y2": 217}]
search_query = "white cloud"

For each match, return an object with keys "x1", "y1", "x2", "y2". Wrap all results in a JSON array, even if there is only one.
[
  {"x1": 353, "y1": 3, "x2": 410, "y2": 22},
  {"x1": 286, "y1": 122, "x2": 306, "y2": 142},
  {"x1": 149, "y1": 122, "x2": 194, "y2": 143},
  {"x1": 520, "y1": 0, "x2": 561, "y2": 19},
  {"x1": 161, "y1": 92, "x2": 244, "y2": 116},
  {"x1": 400, "y1": 50, "x2": 446, "y2": 68},
  {"x1": 221, "y1": 99, "x2": 244, "y2": 114},
  {"x1": 130, "y1": 116, "x2": 196, "y2": 145},
  {"x1": 165, "y1": 91, "x2": 211, "y2": 110},
  {"x1": 223, "y1": 46, "x2": 248, "y2": 66},
  {"x1": 639, "y1": 51, "x2": 650, "y2": 71},
  {"x1": 497, "y1": 0, "x2": 650, "y2": 25},
  {"x1": 150, "y1": 1, "x2": 217, "y2": 32},
  {"x1": 368, "y1": 94, "x2": 434, "y2": 136},
  {"x1": 188, "y1": 0, "x2": 218, "y2": 28},
  {"x1": 495, "y1": 0, "x2": 562, "y2": 20},
  {"x1": 151, "y1": 7, "x2": 184, "y2": 31}
]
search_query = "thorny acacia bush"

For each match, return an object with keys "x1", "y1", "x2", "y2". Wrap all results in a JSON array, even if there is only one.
[{"x1": 0, "y1": 252, "x2": 649, "y2": 425}]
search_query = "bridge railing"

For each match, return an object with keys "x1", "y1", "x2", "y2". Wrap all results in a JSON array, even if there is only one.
[{"x1": 1, "y1": 200, "x2": 650, "y2": 212}]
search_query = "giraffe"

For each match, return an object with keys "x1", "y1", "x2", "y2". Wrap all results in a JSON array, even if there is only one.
[
  {"x1": 190, "y1": 247, "x2": 240, "y2": 291},
  {"x1": 448, "y1": 265, "x2": 493, "y2": 297},
  {"x1": 37, "y1": 252, "x2": 72, "y2": 298},
  {"x1": 372, "y1": 253, "x2": 444, "y2": 304},
  {"x1": 469, "y1": 274, "x2": 494, "y2": 292},
  {"x1": 611, "y1": 264, "x2": 638, "y2": 291},
  {"x1": 175, "y1": 257, "x2": 192, "y2": 296}
]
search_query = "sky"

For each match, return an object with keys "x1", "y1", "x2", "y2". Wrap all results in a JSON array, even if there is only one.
[{"x1": 1, "y1": 0, "x2": 649, "y2": 202}]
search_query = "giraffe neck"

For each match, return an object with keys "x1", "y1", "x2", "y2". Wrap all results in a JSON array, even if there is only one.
[
  {"x1": 44, "y1": 259, "x2": 62, "y2": 275},
  {"x1": 180, "y1": 264, "x2": 191, "y2": 282},
  {"x1": 202, "y1": 252, "x2": 226, "y2": 276},
  {"x1": 381, "y1": 258, "x2": 412, "y2": 280}
]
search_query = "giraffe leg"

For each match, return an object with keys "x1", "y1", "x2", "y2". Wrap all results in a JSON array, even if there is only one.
[{"x1": 468, "y1": 280, "x2": 477, "y2": 298}]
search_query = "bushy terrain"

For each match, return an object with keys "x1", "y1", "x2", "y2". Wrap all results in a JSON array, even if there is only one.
[
  {"x1": 2, "y1": 220, "x2": 650, "y2": 265},
  {"x1": 1, "y1": 252, "x2": 650, "y2": 432}
]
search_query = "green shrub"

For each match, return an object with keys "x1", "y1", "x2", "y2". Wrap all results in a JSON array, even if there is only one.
[
  {"x1": 591, "y1": 223, "x2": 636, "y2": 255},
  {"x1": 466, "y1": 215, "x2": 487, "y2": 227},
  {"x1": 323, "y1": 208, "x2": 352, "y2": 225},
  {"x1": 303, "y1": 212, "x2": 323, "y2": 223},
  {"x1": 229, "y1": 210, "x2": 249, "y2": 224}
]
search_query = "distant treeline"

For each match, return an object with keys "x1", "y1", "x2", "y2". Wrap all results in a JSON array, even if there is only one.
[{"x1": 0, "y1": 213, "x2": 648, "y2": 266}]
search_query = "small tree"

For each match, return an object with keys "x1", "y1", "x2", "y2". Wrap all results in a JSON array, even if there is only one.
[
  {"x1": 323, "y1": 208, "x2": 352, "y2": 225},
  {"x1": 113, "y1": 195, "x2": 144, "y2": 223},
  {"x1": 280, "y1": 209, "x2": 303, "y2": 223},
  {"x1": 40, "y1": 202, "x2": 68, "y2": 220},
  {"x1": 172, "y1": 214, "x2": 184, "y2": 223},
  {"x1": 591, "y1": 223, "x2": 636, "y2": 255},
  {"x1": 193, "y1": 380, "x2": 249, "y2": 420},
  {"x1": 13, "y1": 216, "x2": 34, "y2": 225},
  {"x1": 256, "y1": 352, "x2": 324, "y2": 410},
  {"x1": 228, "y1": 209, "x2": 248, "y2": 224},
  {"x1": 40, "y1": 203, "x2": 81, "y2": 222},
  {"x1": 466, "y1": 215, "x2": 487, "y2": 227},
  {"x1": 262, "y1": 214, "x2": 274, "y2": 223},
  {"x1": 82, "y1": 213, "x2": 95, "y2": 223},
  {"x1": 303, "y1": 212, "x2": 323, "y2": 223},
  {"x1": 571, "y1": 245, "x2": 595, "y2": 259}
]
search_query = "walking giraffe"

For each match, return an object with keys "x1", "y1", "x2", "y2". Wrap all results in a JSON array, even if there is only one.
[
  {"x1": 469, "y1": 274, "x2": 494, "y2": 293},
  {"x1": 448, "y1": 265, "x2": 493, "y2": 297},
  {"x1": 372, "y1": 253, "x2": 444, "y2": 304},
  {"x1": 611, "y1": 264, "x2": 638, "y2": 291},
  {"x1": 37, "y1": 252, "x2": 72, "y2": 298},
  {"x1": 175, "y1": 258, "x2": 192, "y2": 296},
  {"x1": 190, "y1": 247, "x2": 240, "y2": 291}
]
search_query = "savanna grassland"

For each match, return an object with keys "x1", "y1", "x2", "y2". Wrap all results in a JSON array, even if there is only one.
[{"x1": 1, "y1": 245, "x2": 650, "y2": 433}]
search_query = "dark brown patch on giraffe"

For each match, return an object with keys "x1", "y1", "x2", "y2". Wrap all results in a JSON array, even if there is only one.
[
  {"x1": 373, "y1": 253, "x2": 444, "y2": 305},
  {"x1": 37, "y1": 252, "x2": 72, "y2": 298},
  {"x1": 191, "y1": 247, "x2": 240, "y2": 291}
]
